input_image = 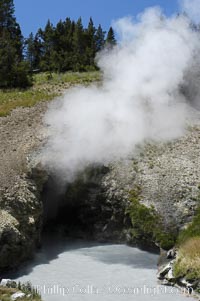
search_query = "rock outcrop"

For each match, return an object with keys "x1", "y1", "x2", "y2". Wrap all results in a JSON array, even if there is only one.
[
  {"x1": 101, "y1": 123, "x2": 200, "y2": 233},
  {"x1": 0, "y1": 103, "x2": 47, "y2": 271},
  {"x1": 0, "y1": 177, "x2": 43, "y2": 271}
]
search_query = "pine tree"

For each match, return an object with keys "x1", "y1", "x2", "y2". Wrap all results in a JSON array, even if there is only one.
[
  {"x1": 72, "y1": 17, "x2": 85, "y2": 70},
  {"x1": 0, "y1": 0, "x2": 31, "y2": 87},
  {"x1": 106, "y1": 26, "x2": 116, "y2": 48},
  {"x1": 39, "y1": 20, "x2": 55, "y2": 72},
  {"x1": 85, "y1": 17, "x2": 96, "y2": 67},
  {"x1": 25, "y1": 32, "x2": 43, "y2": 71},
  {"x1": 63, "y1": 19, "x2": 75, "y2": 70},
  {"x1": 25, "y1": 32, "x2": 35, "y2": 70},
  {"x1": 95, "y1": 24, "x2": 105, "y2": 52},
  {"x1": 53, "y1": 18, "x2": 73, "y2": 71},
  {"x1": 86, "y1": 17, "x2": 96, "y2": 48},
  {"x1": 33, "y1": 33, "x2": 43, "y2": 70},
  {"x1": 24, "y1": 15, "x2": 117, "y2": 74},
  {"x1": 0, "y1": 0, "x2": 15, "y2": 30}
]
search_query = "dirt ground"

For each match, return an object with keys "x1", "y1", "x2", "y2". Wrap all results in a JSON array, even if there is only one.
[{"x1": 0, "y1": 102, "x2": 48, "y2": 192}]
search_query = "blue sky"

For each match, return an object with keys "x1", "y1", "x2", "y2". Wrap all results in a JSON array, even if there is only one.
[{"x1": 14, "y1": 0, "x2": 179, "y2": 37}]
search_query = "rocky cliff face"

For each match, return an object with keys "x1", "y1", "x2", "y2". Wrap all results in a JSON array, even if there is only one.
[
  {"x1": 93, "y1": 122, "x2": 200, "y2": 246},
  {"x1": 134, "y1": 126, "x2": 200, "y2": 229},
  {"x1": 102, "y1": 125, "x2": 200, "y2": 229},
  {"x1": 0, "y1": 178, "x2": 42, "y2": 270},
  {"x1": 0, "y1": 103, "x2": 47, "y2": 271}
]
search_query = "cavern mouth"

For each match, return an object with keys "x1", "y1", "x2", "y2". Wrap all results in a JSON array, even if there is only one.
[
  {"x1": 41, "y1": 178, "x2": 94, "y2": 238},
  {"x1": 38, "y1": 165, "x2": 159, "y2": 253},
  {"x1": 40, "y1": 166, "x2": 112, "y2": 240}
]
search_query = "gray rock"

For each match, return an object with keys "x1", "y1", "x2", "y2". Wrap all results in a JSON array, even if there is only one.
[
  {"x1": 165, "y1": 268, "x2": 175, "y2": 281},
  {"x1": 0, "y1": 279, "x2": 17, "y2": 288},
  {"x1": 11, "y1": 292, "x2": 25, "y2": 300},
  {"x1": 157, "y1": 262, "x2": 173, "y2": 279},
  {"x1": 180, "y1": 278, "x2": 193, "y2": 288},
  {"x1": 0, "y1": 279, "x2": 11, "y2": 286},
  {"x1": 0, "y1": 177, "x2": 43, "y2": 271},
  {"x1": 167, "y1": 248, "x2": 176, "y2": 259},
  {"x1": 159, "y1": 279, "x2": 172, "y2": 286}
]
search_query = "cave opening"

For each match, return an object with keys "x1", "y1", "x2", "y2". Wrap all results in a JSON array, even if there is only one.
[{"x1": 40, "y1": 166, "x2": 110, "y2": 240}]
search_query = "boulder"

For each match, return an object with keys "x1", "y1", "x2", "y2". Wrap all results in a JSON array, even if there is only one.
[
  {"x1": 11, "y1": 292, "x2": 25, "y2": 300},
  {"x1": 157, "y1": 262, "x2": 173, "y2": 279},
  {"x1": 0, "y1": 279, "x2": 11, "y2": 286},
  {"x1": 167, "y1": 248, "x2": 176, "y2": 259}
]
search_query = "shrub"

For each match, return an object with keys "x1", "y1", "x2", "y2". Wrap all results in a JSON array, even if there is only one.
[{"x1": 127, "y1": 188, "x2": 177, "y2": 250}]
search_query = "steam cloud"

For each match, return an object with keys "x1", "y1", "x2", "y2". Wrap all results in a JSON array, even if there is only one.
[
  {"x1": 41, "y1": 6, "x2": 200, "y2": 181},
  {"x1": 180, "y1": 0, "x2": 200, "y2": 23}
]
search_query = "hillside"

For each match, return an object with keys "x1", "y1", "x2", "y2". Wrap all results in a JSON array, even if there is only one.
[{"x1": 0, "y1": 74, "x2": 200, "y2": 293}]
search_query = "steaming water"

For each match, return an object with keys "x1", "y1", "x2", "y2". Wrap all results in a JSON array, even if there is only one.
[{"x1": 10, "y1": 234, "x2": 194, "y2": 301}]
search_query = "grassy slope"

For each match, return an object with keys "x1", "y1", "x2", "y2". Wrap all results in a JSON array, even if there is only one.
[
  {"x1": 174, "y1": 204, "x2": 200, "y2": 282},
  {"x1": 174, "y1": 237, "x2": 200, "y2": 282},
  {"x1": 0, "y1": 71, "x2": 101, "y2": 117}
]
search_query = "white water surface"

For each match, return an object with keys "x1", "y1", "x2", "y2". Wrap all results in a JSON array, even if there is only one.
[{"x1": 10, "y1": 235, "x2": 193, "y2": 301}]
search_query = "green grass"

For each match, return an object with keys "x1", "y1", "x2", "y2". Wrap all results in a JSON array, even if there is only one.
[
  {"x1": 34, "y1": 71, "x2": 101, "y2": 85},
  {"x1": 173, "y1": 198, "x2": 200, "y2": 282},
  {"x1": 173, "y1": 191, "x2": 200, "y2": 283},
  {"x1": 174, "y1": 237, "x2": 200, "y2": 282},
  {"x1": 0, "y1": 71, "x2": 101, "y2": 117},
  {"x1": 0, "y1": 89, "x2": 56, "y2": 117}
]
